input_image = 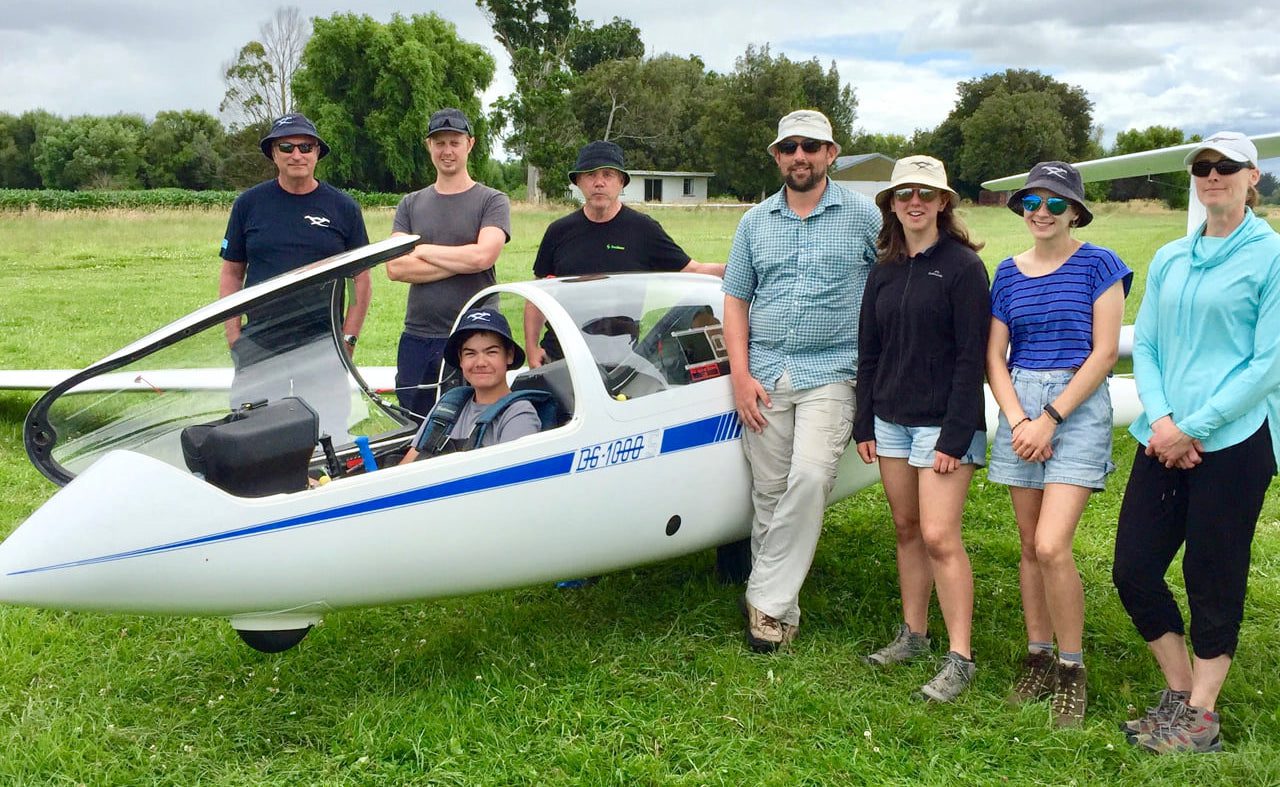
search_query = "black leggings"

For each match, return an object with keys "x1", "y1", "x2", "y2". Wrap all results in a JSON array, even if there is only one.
[{"x1": 1112, "y1": 423, "x2": 1275, "y2": 659}]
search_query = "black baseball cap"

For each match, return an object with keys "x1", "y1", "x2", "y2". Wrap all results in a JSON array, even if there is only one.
[
  {"x1": 444, "y1": 307, "x2": 525, "y2": 370},
  {"x1": 428, "y1": 108, "x2": 473, "y2": 137},
  {"x1": 260, "y1": 113, "x2": 330, "y2": 159}
]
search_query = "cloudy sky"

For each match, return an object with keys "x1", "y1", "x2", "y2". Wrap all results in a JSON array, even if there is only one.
[{"x1": 3, "y1": 0, "x2": 1278, "y2": 159}]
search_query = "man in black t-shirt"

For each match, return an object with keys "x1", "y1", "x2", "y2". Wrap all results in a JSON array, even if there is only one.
[{"x1": 523, "y1": 140, "x2": 723, "y2": 367}]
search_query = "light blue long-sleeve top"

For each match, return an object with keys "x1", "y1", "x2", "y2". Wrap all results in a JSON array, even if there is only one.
[{"x1": 1129, "y1": 209, "x2": 1280, "y2": 464}]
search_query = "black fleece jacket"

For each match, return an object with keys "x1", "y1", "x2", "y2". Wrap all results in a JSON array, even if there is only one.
[{"x1": 853, "y1": 234, "x2": 991, "y2": 458}]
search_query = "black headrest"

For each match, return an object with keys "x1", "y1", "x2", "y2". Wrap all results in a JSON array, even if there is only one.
[{"x1": 511, "y1": 360, "x2": 575, "y2": 423}]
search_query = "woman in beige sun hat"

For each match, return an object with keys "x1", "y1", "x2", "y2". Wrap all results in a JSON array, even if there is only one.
[{"x1": 854, "y1": 155, "x2": 990, "y2": 703}]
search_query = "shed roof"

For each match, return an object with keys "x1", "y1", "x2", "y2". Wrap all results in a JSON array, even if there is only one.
[{"x1": 831, "y1": 153, "x2": 896, "y2": 181}]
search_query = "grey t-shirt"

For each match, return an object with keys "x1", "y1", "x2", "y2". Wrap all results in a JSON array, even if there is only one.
[
  {"x1": 411, "y1": 397, "x2": 540, "y2": 450},
  {"x1": 393, "y1": 183, "x2": 512, "y2": 338}
]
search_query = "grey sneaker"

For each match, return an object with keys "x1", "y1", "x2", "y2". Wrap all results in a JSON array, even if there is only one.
[
  {"x1": 1051, "y1": 662, "x2": 1087, "y2": 727},
  {"x1": 1121, "y1": 688, "x2": 1190, "y2": 739},
  {"x1": 738, "y1": 594, "x2": 796, "y2": 653},
  {"x1": 864, "y1": 623, "x2": 931, "y2": 666},
  {"x1": 1133, "y1": 702, "x2": 1222, "y2": 754},
  {"x1": 1006, "y1": 650, "x2": 1057, "y2": 704},
  {"x1": 919, "y1": 651, "x2": 976, "y2": 702}
]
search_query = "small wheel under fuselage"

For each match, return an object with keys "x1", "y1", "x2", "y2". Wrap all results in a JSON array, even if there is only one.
[{"x1": 235, "y1": 626, "x2": 312, "y2": 653}]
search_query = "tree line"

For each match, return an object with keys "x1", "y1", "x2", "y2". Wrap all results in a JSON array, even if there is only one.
[{"x1": 2, "y1": 1, "x2": 1275, "y2": 206}]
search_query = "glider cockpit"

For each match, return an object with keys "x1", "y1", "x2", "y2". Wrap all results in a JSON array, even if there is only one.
[{"x1": 22, "y1": 239, "x2": 732, "y2": 502}]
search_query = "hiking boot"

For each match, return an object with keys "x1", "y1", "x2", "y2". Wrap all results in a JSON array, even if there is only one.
[
  {"x1": 1050, "y1": 662, "x2": 1087, "y2": 728},
  {"x1": 864, "y1": 623, "x2": 931, "y2": 666},
  {"x1": 1120, "y1": 688, "x2": 1190, "y2": 739},
  {"x1": 738, "y1": 594, "x2": 796, "y2": 653},
  {"x1": 1006, "y1": 651, "x2": 1057, "y2": 704},
  {"x1": 919, "y1": 651, "x2": 976, "y2": 702},
  {"x1": 1133, "y1": 702, "x2": 1222, "y2": 754}
]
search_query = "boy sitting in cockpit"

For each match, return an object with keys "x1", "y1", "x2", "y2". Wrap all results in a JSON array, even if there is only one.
[{"x1": 399, "y1": 307, "x2": 541, "y2": 463}]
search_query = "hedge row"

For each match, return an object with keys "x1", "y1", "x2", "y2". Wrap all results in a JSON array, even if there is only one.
[{"x1": 0, "y1": 188, "x2": 406, "y2": 212}]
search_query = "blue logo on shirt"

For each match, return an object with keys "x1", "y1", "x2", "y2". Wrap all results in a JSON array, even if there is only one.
[{"x1": 220, "y1": 238, "x2": 228, "y2": 250}]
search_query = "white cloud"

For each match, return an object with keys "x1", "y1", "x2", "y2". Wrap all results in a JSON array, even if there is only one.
[{"x1": 1, "y1": 0, "x2": 1277, "y2": 164}]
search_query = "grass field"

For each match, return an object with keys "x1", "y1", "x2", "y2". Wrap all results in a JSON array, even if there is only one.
[{"x1": 1, "y1": 203, "x2": 1279, "y2": 784}]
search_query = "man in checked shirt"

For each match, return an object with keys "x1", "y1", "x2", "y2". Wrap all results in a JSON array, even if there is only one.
[{"x1": 722, "y1": 109, "x2": 881, "y2": 653}]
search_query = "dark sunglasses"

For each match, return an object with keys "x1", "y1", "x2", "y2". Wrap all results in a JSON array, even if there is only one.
[
  {"x1": 1190, "y1": 159, "x2": 1252, "y2": 177},
  {"x1": 893, "y1": 187, "x2": 939, "y2": 203},
  {"x1": 276, "y1": 141, "x2": 316, "y2": 154},
  {"x1": 776, "y1": 139, "x2": 826, "y2": 155},
  {"x1": 1021, "y1": 195, "x2": 1070, "y2": 215},
  {"x1": 429, "y1": 116, "x2": 471, "y2": 135}
]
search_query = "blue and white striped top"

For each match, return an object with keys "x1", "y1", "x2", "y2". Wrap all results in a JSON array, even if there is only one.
[{"x1": 991, "y1": 243, "x2": 1133, "y2": 370}]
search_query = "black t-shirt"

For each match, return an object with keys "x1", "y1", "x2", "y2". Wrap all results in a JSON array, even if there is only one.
[
  {"x1": 532, "y1": 204, "x2": 691, "y2": 278},
  {"x1": 220, "y1": 179, "x2": 369, "y2": 361},
  {"x1": 222, "y1": 179, "x2": 369, "y2": 284}
]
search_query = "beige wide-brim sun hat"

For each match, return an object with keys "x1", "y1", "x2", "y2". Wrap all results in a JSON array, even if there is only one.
[
  {"x1": 875, "y1": 155, "x2": 956, "y2": 208},
  {"x1": 767, "y1": 110, "x2": 841, "y2": 156}
]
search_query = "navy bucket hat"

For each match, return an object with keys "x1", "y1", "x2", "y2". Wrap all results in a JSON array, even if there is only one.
[
  {"x1": 568, "y1": 140, "x2": 630, "y2": 186},
  {"x1": 1006, "y1": 160, "x2": 1093, "y2": 227},
  {"x1": 445, "y1": 307, "x2": 526, "y2": 370},
  {"x1": 260, "y1": 113, "x2": 331, "y2": 160}
]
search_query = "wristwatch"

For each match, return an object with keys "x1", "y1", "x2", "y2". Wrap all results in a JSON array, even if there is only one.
[{"x1": 343, "y1": 334, "x2": 358, "y2": 347}]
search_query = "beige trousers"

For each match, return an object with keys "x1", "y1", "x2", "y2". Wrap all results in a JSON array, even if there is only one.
[{"x1": 743, "y1": 371, "x2": 855, "y2": 626}]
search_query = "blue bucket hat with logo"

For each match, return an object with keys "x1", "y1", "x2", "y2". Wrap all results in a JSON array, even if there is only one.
[
  {"x1": 1006, "y1": 160, "x2": 1093, "y2": 227},
  {"x1": 445, "y1": 307, "x2": 526, "y2": 370},
  {"x1": 260, "y1": 113, "x2": 331, "y2": 160}
]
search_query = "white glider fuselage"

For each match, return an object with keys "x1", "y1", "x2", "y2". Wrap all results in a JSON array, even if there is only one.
[{"x1": 0, "y1": 255, "x2": 1142, "y2": 634}]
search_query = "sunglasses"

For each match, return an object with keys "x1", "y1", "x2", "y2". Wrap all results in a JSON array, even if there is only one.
[
  {"x1": 893, "y1": 187, "x2": 939, "y2": 203},
  {"x1": 276, "y1": 142, "x2": 317, "y2": 154},
  {"x1": 428, "y1": 116, "x2": 471, "y2": 135},
  {"x1": 1021, "y1": 195, "x2": 1070, "y2": 215},
  {"x1": 775, "y1": 139, "x2": 826, "y2": 155},
  {"x1": 1190, "y1": 159, "x2": 1252, "y2": 177}
]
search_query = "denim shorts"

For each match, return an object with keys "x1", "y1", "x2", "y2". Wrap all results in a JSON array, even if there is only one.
[
  {"x1": 987, "y1": 368, "x2": 1116, "y2": 490},
  {"x1": 873, "y1": 416, "x2": 987, "y2": 469}
]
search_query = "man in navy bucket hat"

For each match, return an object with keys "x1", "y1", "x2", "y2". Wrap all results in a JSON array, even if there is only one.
[
  {"x1": 219, "y1": 112, "x2": 370, "y2": 443},
  {"x1": 259, "y1": 113, "x2": 332, "y2": 159}
]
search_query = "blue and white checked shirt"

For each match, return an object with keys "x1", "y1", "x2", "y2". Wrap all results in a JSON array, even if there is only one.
[{"x1": 723, "y1": 179, "x2": 880, "y2": 391}]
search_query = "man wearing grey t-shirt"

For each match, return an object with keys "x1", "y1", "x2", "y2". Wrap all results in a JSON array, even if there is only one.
[{"x1": 387, "y1": 108, "x2": 512, "y2": 417}]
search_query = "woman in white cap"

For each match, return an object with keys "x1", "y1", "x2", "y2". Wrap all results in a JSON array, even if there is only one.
[
  {"x1": 985, "y1": 161, "x2": 1132, "y2": 726},
  {"x1": 1112, "y1": 132, "x2": 1280, "y2": 754},
  {"x1": 854, "y1": 156, "x2": 989, "y2": 702}
]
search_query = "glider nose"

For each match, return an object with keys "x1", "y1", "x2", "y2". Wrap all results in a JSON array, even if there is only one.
[{"x1": 0, "y1": 529, "x2": 43, "y2": 607}]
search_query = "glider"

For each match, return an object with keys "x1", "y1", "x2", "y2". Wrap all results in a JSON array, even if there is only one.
[{"x1": 0, "y1": 238, "x2": 1145, "y2": 653}]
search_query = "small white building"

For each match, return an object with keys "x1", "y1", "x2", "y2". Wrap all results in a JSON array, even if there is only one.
[
  {"x1": 830, "y1": 153, "x2": 896, "y2": 199},
  {"x1": 570, "y1": 170, "x2": 715, "y2": 205}
]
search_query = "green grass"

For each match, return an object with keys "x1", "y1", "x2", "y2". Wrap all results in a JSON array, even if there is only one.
[{"x1": 2, "y1": 204, "x2": 1279, "y2": 784}]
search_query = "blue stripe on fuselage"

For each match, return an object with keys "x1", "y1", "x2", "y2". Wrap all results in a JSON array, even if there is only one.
[
  {"x1": 10, "y1": 452, "x2": 576, "y2": 576},
  {"x1": 661, "y1": 412, "x2": 741, "y2": 455},
  {"x1": 11, "y1": 411, "x2": 744, "y2": 576}
]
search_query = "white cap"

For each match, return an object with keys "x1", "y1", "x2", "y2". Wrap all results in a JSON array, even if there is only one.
[
  {"x1": 1182, "y1": 131, "x2": 1258, "y2": 167},
  {"x1": 768, "y1": 110, "x2": 840, "y2": 155}
]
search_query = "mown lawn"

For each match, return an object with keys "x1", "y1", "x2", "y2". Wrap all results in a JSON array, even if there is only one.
[{"x1": 1, "y1": 203, "x2": 1278, "y2": 784}]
